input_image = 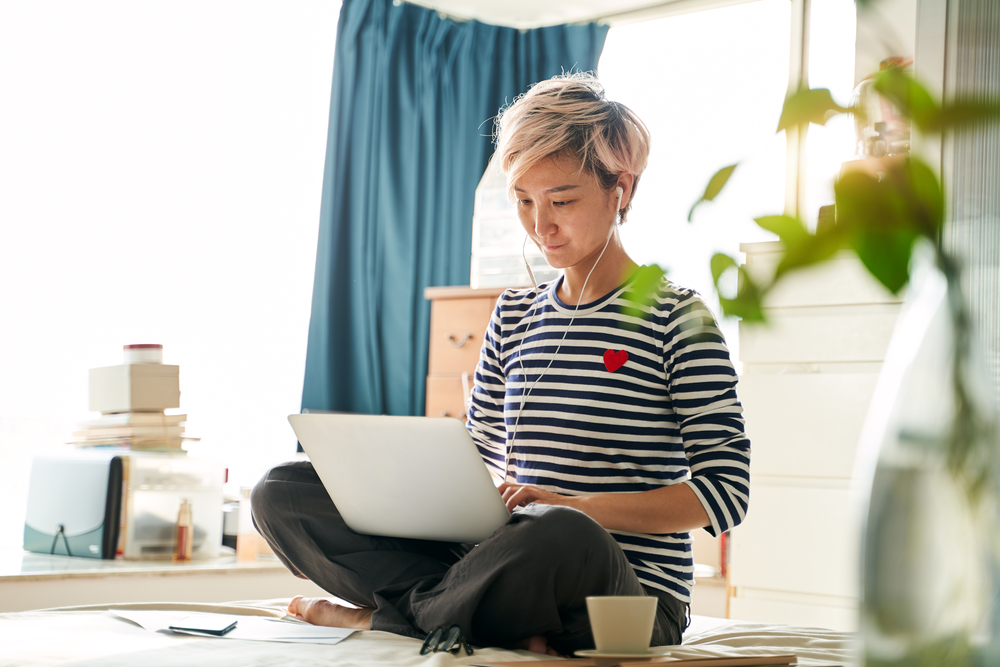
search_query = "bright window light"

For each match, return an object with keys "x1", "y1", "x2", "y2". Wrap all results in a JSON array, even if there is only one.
[
  {"x1": 0, "y1": 1, "x2": 339, "y2": 548},
  {"x1": 803, "y1": 0, "x2": 858, "y2": 227},
  {"x1": 600, "y1": 0, "x2": 792, "y2": 362}
]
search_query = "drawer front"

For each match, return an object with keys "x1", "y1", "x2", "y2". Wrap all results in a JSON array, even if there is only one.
[
  {"x1": 740, "y1": 371, "x2": 879, "y2": 479},
  {"x1": 740, "y1": 307, "x2": 899, "y2": 363},
  {"x1": 745, "y1": 252, "x2": 902, "y2": 308},
  {"x1": 428, "y1": 297, "x2": 495, "y2": 374},
  {"x1": 425, "y1": 375, "x2": 471, "y2": 420},
  {"x1": 729, "y1": 483, "x2": 860, "y2": 599}
]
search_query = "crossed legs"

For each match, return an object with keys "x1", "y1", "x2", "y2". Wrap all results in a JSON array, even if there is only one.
[{"x1": 251, "y1": 461, "x2": 685, "y2": 653}]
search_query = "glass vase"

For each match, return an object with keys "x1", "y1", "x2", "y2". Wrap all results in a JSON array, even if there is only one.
[{"x1": 856, "y1": 249, "x2": 1000, "y2": 666}]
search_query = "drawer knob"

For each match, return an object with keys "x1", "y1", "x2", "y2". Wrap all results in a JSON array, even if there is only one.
[
  {"x1": 446, "y1": 333, "x2": 472, "y2": 348},
  {"x1": 439, "y1": 410, "x2": 468, "y2": 419}
]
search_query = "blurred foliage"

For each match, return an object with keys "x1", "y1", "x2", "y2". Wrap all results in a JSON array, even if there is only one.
[
  {"x1": 710, "y1": 253, "x2": 765, "y2": 322},
  {"x1": 687, "y1": 164, "x2": 737, "y2": 222},
  {"x1": 685, "y1": 63, "x2": 1000, "y2": 495},
  {"x1": 675, "y1": 8, "x2": 1000, "y2": 662},
  {"x1": 873, "y1": 66, "x2": 1000, "y2": 132},
  {"x1": 621, "y1": 264, "x2": 668, "y2": 322},
  {"x1": 687, "y1": 64, "x2": 997, "y2": 322},
  {"x1": 776, "y1": 87, "x2": 849, "y2": 132}
]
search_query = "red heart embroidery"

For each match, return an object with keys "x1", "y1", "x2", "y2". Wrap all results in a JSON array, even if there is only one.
[{"x1": 603, "y1": 349, "x2": 628, "y2": 372}]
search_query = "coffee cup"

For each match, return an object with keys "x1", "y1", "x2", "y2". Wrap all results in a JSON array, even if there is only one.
[{"x1": 586, "y1": 595, "x2": 657, "y2": 654}]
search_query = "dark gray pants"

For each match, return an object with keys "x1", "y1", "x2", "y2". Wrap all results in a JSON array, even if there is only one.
[{"x1": 251, "y1": 461, "x2": 687, "y2": 653}]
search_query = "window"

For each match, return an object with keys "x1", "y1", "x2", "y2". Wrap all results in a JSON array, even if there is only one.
[
  {"x1": 802, "y1": 0, "x2": 858, "y2": 226},
  {"x1": 0, "y1": 1, "x2": 339, "y2": 548},
  {"x1": 600, "y1": 0, "x2": 791, "y2": 362},
  {"x1": 470, "y1": 0, "x2": 857, "y2": 365}
]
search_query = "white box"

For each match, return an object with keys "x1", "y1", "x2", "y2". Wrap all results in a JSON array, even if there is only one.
[
  {"x1": 89, "y1": 364, "x2": 180, "y2": 414},
  {"x1": 121, "y1": 454, "x2": 224, "y2": 560}
]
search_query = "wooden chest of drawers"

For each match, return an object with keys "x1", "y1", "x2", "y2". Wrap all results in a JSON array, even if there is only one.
[{"x1": 423, "y1": 286, "x2": 509, "y2": 419}]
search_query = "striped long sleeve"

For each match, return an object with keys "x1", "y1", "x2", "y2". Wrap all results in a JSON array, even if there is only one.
[{"x1": 465, "y1": 268, "x2": 751, "y2": 603}]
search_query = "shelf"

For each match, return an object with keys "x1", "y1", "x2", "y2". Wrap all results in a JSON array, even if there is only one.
[
  {"x1": 0, "y1": 549, "x2": 287, "y2": 583},
  {"x1": 0, "y1": 548, "x2": 327, "y2": 613}
]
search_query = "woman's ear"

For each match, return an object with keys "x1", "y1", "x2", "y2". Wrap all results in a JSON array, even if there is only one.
[{"x1": 616, "y1": 173, "x2": 636, "y2": 210}]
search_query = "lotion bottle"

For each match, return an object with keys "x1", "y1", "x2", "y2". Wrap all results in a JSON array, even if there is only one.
[{"x1": 173, "y1": 498, "x2": 193, "y2": 562}]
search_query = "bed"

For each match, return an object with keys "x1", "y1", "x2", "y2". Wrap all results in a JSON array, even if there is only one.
[{"x1": 0, "y1": 598, "x2": 853, "y2": 667}]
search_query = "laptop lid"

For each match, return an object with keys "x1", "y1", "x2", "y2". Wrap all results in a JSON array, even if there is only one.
[{"x1": 288, "y1": 414, "x2": 510, "y2": 543}]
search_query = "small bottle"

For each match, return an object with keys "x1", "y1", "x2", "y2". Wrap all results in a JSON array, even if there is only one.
[
  {"x1": 236, "y1": 487, "x2": 258, "y2": 561},
  {"x1": 174, "y1": 498, "x2": 193, "y2": 562}
]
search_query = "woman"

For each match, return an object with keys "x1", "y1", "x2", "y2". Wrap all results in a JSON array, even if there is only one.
[{"x1": 252, "y1": 73, "x2": 750, "y2": 656}]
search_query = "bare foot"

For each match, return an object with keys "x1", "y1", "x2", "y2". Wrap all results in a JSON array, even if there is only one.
[
  {"x1": 287, "y1": 595, "x2": 374, "y2": 630},
  {"x1": 519, "y1": 635, "x2": 568, "y2": 657}
]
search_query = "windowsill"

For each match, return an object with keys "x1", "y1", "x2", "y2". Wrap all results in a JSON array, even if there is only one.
[
  {"x1": 0, "y1": 548, "x2": 286, "y2": 583},
  {"x1": 0, "y1": 548, "x2": 330, "y2": 613}
]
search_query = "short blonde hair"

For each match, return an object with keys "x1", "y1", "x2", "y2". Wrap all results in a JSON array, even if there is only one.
[{"x1": 493, "y1": 72, "x2": 650, "y2": 223}]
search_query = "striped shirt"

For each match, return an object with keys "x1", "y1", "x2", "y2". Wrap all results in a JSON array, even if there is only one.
[{"x1": 465, "y1": 267, "x2": 751, "y2": 604}]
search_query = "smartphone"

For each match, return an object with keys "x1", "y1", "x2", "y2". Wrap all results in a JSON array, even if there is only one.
[{"x1": 168, "y1": 614, "x2": 238, "y2": 636}]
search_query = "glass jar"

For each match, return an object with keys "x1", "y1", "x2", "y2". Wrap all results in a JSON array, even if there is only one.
[{"x1": 850, "y1": 57, "x2": 912, "y2": 159}]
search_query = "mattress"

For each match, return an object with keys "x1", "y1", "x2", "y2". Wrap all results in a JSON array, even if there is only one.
[{"x1": 0, "y1": 599, "x2": 853, "y2": 667}]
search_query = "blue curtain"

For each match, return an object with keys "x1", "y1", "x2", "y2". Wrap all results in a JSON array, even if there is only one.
[{"x1": 302, "y1": 0, "x2": 608, "y2": 416}]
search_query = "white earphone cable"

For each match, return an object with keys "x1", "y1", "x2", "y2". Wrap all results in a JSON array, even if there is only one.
[
  {"x1": 521, "y1": 235, "x2": 538, "y2": 288},
  {"x1": 504, "y1": 187, "x2": 623, "y2": 483}
]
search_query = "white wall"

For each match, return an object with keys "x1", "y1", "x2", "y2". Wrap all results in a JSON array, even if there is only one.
[{"x1": 0, "y1": 1, "x2": 339, "y2": 548}]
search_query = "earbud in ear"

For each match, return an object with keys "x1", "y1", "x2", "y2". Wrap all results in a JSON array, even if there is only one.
[{"x1": 607, "y1": 186, "x2": 625, "y2": 240}]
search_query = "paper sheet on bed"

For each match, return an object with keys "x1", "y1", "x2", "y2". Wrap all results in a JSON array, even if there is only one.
[
  {"x1": 473, "y1": 656, "x2": 800, "y2": 667},
  {"x1": 110, "y1": 609, "x2": 355, "y2": 645}
]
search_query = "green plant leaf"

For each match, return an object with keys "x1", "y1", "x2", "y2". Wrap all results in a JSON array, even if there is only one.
[
  {"x1": 710, "y1": 253, "x2": 738, "y2": 287},
  {"x1": 872, "y1": 67, "x2": 940, "y2": 131},
  {"x1": 836, "y1": 159, "x2": 942, "y2": 237},
  {"x1": 754, "y1": 215, "x2": 809, "y2": 244},
  {"x1": 904, "y1": 157, "x2": 945, "y2": 235},
  {"x1": 870, "y1": 67, "x2": 1000, "y2": 132},
  {"x1": 835, "y1": 169, "x2": 909, "y2": 233},
  {"x1": 832, "y1": 159, "x2": 941, "y2": 294},
  {"x1": 849, "y1": 226, "x2": 918, "y2": 294},
  {"x1": 775, "y1": 224, "x2": 849, "y2": 278},
  {"x1": 621, "y1": 264, "x2": 668, "y2": 321},
  {"x1": 933, "y1": 98, "x2": 1000, "y2": 131},
  {"x1": 776, "y1": 88, "x2": 848, "y2": 132},
  {"x1": 710, "y1": 253, "x2": 767, "y2": 322},
  {"x1": 753, "y1": 214, "x2": 847, "y2": 280},
  {"x1": 688, "y1": 164, "x2": 738, "y2": 222}
]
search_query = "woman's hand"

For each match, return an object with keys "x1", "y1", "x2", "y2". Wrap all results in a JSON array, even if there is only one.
[
  {"x1": 498, "y1": 482, "x2": 568, "y2": 512},
  {"x1": 498, "y1": 481, "x2": 711, "y2": 534},
  {"x1": 499, "y1": 480, "x2": 712, "y2": 534}
]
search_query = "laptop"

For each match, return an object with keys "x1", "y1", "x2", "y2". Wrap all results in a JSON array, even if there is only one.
[{"x1": 288, "y1": 414, "x2": 511, "y2": 543}]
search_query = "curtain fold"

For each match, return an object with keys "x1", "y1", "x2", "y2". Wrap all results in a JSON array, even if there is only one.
[{"x1": 302, "y1": 0, "x2": 609, "y2": 416}]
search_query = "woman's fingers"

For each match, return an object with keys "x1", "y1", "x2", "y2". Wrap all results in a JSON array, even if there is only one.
[
  {"x1": 501, "y1": 484, "x2": 524, "y2": 510},
  {"x1": 499, "y1": 483, "x2": 567, "y2": 511},
  {"x1": 501, "y1": 484, "x2": 546, "y2": 510}
]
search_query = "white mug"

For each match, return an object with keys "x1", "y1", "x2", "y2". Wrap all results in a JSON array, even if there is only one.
[{"x1": 586, "y1": 595, "x2": 657, "y2": 653}]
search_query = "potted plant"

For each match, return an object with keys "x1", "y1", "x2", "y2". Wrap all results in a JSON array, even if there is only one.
[{"x1": 682, "y1": 63, "x2": 1000, "y2": 666}]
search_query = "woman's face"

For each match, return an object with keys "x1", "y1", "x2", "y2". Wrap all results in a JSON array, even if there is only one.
[{"x1": 513, "y1": 153, "x2": 619, "y2": 271}]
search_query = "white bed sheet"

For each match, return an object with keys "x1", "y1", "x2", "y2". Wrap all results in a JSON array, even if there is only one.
[{"x1": 0, "y1": 599, "x2": 854, "y2": 667}]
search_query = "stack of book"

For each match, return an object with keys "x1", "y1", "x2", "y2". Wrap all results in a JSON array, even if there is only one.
[
  {"x1": 72, "y1": 412, "x2": 193, "y2": 450},
  {"x1": 71, "y1": 344, "x2": 197, "y2": 451}
]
